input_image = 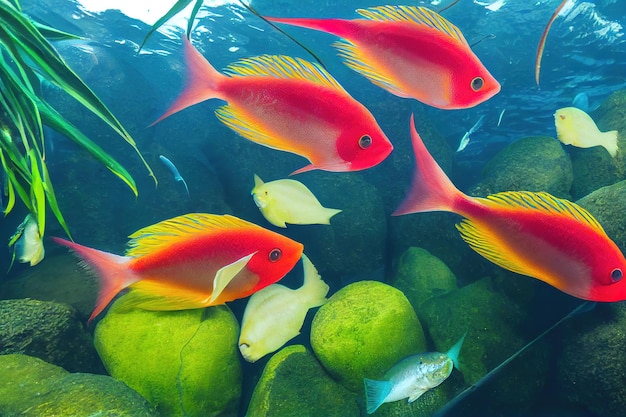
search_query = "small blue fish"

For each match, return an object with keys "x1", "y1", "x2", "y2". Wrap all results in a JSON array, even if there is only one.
[
  {"x1": 159, "y1": 155, "x2": 189, "y2": 197},
  {"x1": 497, "y1": 108, "x2": 506, "y2": 127},
  {"x1": 572, "y1": 92, "x2": 590, "y2": 113},
  {"x1": 364, "y1": 334, "x2": 466, "y2": 414},
  {"x1": 456, "y1": 115, "x2": 485, "y2": 152}
]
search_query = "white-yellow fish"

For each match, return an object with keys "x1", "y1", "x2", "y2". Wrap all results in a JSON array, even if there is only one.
[
  {"x1": 554, "y1": 107, "x2": 619, "y2": 157},
  {"x1": 251, "y1": 174, "x2": 341, "y2": 228},
  {"x1": 238, "y1": 254, "x2": 329, "y2": 363},
  {"x1": 9, "y1": 213, "x2": 45, "y2": 266}
]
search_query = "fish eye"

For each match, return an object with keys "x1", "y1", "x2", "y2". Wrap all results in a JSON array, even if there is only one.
[
  {"x1": 359, "y1": 135, "x2": 372, "y2": 149},
  {"x1": 560, "y1": 115, "x2": 566, "y2": 120},
  {"x1": 611, "y1": 268, "x2": 623, "y2": 282},
  {"x1": 268, "y1": 248, "x2": 282, "y2": 262},
  {"x1": 470, "y1": 77, "x2": 484, "y2": 91}
]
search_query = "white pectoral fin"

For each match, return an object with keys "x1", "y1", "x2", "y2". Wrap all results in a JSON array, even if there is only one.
[
  {"x1": 210, "y1": 252, "x2": 257, "y2": 303},
  {"x1": 408, "y1": 389, "x2": 428, "y2": 403}
]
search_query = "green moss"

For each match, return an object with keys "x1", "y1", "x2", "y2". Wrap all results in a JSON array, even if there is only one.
[
  {"x1": 310, "y1": 281, "x2": 426, "y2": 392},
  {"x1": 94, "y1": 302, "x2": 241, "y2": 417},
  {"x1": 0, "y1": 354, "x2": 158, "y2": 416},
  {"x1": 391, "y1": 247, "x2": 458, "y2": 317},
  {"x1": 247, "y1": 345, "x2": 359, "y2": 416}
]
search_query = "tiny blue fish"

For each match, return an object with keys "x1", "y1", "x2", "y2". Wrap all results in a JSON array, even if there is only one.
[
  {"x1": 159, "y1": 155, "x2": 189, "y2": 197},
  {"x1": 364, "y1": 333, "x2": 466, "y2": 414},
  {"x1": 456, "y1": 115, "x2": 485, "y2": 152},
  {"x1": 572, "y1": 92, "x2": 590, "y2": 113}
]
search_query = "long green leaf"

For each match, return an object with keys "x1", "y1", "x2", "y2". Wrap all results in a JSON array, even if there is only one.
[
  {"x1": 40, "y1": 154, "x2": 71, "y2": 239},
  {"x1": 139, "y1": 0, "x2": 195, "y2": 50},
  {"x1": 28, "y1": 149, "x2": 46, "y2": 235}
]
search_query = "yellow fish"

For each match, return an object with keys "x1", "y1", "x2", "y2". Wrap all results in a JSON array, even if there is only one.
[
  {"x1": 554, "y1": 107, "x2": 619, "y2": 157},
  {"x1": 9, "y1": 214, "x2": 44, "y2": 267},
  {"x1": 238, "y1": 254, "x2": 329, "y2": 362},
  {"x1": 251, "y1": 174, "x2": 342, "y2": 228}
]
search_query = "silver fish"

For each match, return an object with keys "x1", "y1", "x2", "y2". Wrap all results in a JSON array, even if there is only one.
[
  {"x1": 456, "y1": 115, "x2": 485, "y2": 152},
  {"x1": 364, "y1": 334, "x2": 466, "y2": 414},
  {"x1": 159, "y1": 155, "x2": 189, "y2": 197}
]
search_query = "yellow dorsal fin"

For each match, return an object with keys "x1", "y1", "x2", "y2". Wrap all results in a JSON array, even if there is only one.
[
  {"x1": 224, "y1": 55, "x2": 346, "y2": 92},
  {"x1": 125, "y1": 213, "x2": 255, "y2": 257},
  {"x1": 484, "y1": 191, "x2": 606, "y2": 235},
  {"x1": 356, "y1": 6, "x2": 468, "y2": 46}
]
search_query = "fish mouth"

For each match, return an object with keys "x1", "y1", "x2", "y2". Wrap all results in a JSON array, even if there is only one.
[{"x1": 252, "y1": 194, "x2": 266, "y2": 209}]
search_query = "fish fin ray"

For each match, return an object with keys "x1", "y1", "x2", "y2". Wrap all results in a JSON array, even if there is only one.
[
  {"x1": 356, "y1": 6, "x2": 468, "y2": 46},
  {"x1": 332, "y1": 40, "x2": 411, "y2": 98},
  {"x1": 224, "y1": 55, "x2": 345, "y2": 92},
  {"x1": 210, "y1": 252, "x2": 256, "y2": 303},
  {"x1": 408, "y1": 389, "x2": 428, "y2": 403},
  {"x1": 126, "y1": 214, "x2": 258, "y2": 257},
  {"x1": 364, "y1": 378, "x2": 392, "y2": 414},
  {"x1": 485, "y1": 191, "x2": 606, "y2": 235},
  {"x1": 114, "y1": 283, "x2": 211, "y2": 312}
]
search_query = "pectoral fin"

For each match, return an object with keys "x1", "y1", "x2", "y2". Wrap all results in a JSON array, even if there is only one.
[
  {"x1": 210, "y1": 252, "x2": 257, "y2": 303},
  {"x1": 408, "y1": 389, "x2": 428, "y2": 403}
]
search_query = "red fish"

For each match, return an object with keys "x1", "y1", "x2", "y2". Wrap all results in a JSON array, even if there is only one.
[
  {"x1": 267, "y1": 6, "x2": 501, "y2": 109},
  {"x1": 53, "y1": 213, "x2": 304, "y2": 322},
  {"x1": 393, "y1": 115, "x2": 626, "y2": 302},
  {"x1": 152, "y1": 37, "x2": 393, "y2": 175}
]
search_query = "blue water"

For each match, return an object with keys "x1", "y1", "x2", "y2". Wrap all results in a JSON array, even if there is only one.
[{"x1": 2, "y1": 0, "x2": 625, "y2": 415}]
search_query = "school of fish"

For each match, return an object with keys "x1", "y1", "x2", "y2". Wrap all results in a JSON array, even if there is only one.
[{"x1": 40, "y1": 2, "x2": 626, "y2": 413}]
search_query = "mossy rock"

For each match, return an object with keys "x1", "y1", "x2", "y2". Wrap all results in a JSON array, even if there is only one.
[
  {"x1": 470, "y1": 136, "x2": 573, "y2": 199},
  {"x1": 94, "y1": 301, "x2": 241, "y2": 417},
  {"x1": 577, "y1": 180, "x2": 626, "y2": 253},
  {"x1": 247, "y1": 345, "x2": 359, "y2": 416},
  {"x1": 391, "y1": 247, "x2": 458, "y2": 317},
  {"x1": 420, "y1": 278, "x2": 549, "y2": 413},
  {"x1": 0, "y1": 354, "x2": 158, "y2": 416},
  {"x1": 310, "y1": 281, "x2": 426, "y2": 392},
  {"x1": 0, "y1": 298, "x2": 103, "y2": 373}
]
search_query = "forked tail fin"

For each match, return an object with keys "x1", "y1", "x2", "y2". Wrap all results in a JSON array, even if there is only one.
[
  {"x1": 52, "y1": 237, "x2": 138, "y2": 323},
  {"x1": 363, "y1": 378, "x2": 392, "y2": 414},
  {"x1": 393, "y1": 114, "x2": 466, "y2": 216},
  {"x1": 150, "y1": 37, "x2": 225, "y2": 126}
]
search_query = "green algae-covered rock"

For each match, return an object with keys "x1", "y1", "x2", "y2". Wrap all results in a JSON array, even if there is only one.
[
  {"x1": 0, "y1": 298, "x2": 102, "y2": 373},
  {"x1": 95, "y1": 302, "x2": 241, "y2": 417},
  {"x1": 556, "y1": 303, "x2": 626, "y2": 415},
  {"x1": 310, "y1": 280, "x2": 426, "y2": 392},
  {"x1": 247, "y1": 345, "x2": 359, "y2": 417},
  {"x1": 470, "y1": 136, "x2": 573, "y2": 199},
  {"x1": 0, "y1": 354, "x2": 158, "y2": 416},
  {"x1": 420, "y1": 278, "x2": 549, "y2": 414},
  {"x1": 391, "y1": 247, "x2": 458, "y2": 317},
  {"x1": 577, "y1": 180, "x2": 626, "y2": 254}
]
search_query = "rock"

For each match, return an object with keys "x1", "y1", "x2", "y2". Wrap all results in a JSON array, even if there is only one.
[
  {"x1": 391, "y1": 247, "x2": 458, "y2": 317},
  {"x1": 94, "y1": 301, "x2": 242, "y2": 417},
  {"x1": 247, "y1": 345, "x2": 359, "y2": 417},
  {"x1": 556, "y1": 303, "x2": 626, "y2": 415},
  {"x1": 577, "y1": 180, "x2": 626, "y2": 254},
  {"x1": 310, "y1": 280, "x2": 426, "y2": 392},
  {"x1": 0, "y1": 298, "x2": 103, "y2": 373},
  {"x1": 0, "y1": 354, "x2": 158, "y2": 416},
  {"x1": 420, "y1": 278, "x2": 549, "y2": 414},
  {"x1": 469, "y1": 136, "x2": 573, "y2": 199}
]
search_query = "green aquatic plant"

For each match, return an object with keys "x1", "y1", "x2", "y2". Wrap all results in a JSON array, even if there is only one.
[{"x1": 0, "y1": 0, "x2": 155, "y2": 240}]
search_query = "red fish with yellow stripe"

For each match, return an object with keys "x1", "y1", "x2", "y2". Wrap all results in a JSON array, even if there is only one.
[
  {"x1": 53, "y1": 214, "x2": 304, "y2": 322},
  {"x1": 152, "y1": 37, "x2": 393, "y2": 175},
  {"x1": 394, "y1": 115, "x2": 626, "y2": 302},
  {"x1": 267, "y1": 5, "x2": 501, "y2": 109}
]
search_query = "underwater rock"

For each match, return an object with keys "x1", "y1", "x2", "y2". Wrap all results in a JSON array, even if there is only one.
[
  {"x1": 0, "y1": 298, "x2": 103, "y2": 373},
  {"x1": 94, "y1": 301, "x2": 241, "y2": 417},
  {"x1": 577, "y1": 180, "x2": 626, "y2": 254},
  {"x1": 556, "y1": 303, "x2": 626, "y2": 415},
  {"x1": 310, "y1": 280, "x2": 426, "y2": 392},
  {"x1": 469, "y1": 136, "x2": 573, "y2": 199},
  {"x1": 0, "y1": 354, "x2": 158, "y2": 416},
  {"x1": 246, "y1": 345, "x2": 359, "y2": 417},
  {"x1": 391, "y1": 247, "x2": 458, "y2": 317},
  {"x1": 419, "y1": 277, "x2": 549, "y2": 412}
]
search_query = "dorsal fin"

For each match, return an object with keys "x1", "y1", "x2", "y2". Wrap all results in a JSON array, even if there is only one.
[
  {"x1": 224, "y1": 55, "x2": 346, "y2": 92},
  {"x1": 125, "y1": 213, "x2": 256, "y2": 257},
  {"x1": 484, "y1": 191, "x2": 606, "y2": 235},
  {"x1": 356, "y1": 6, "x2": 468, "y2": 46}
]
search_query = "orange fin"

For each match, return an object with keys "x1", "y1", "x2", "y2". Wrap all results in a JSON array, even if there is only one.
[
  {"x1": 214, "y1": 104, "x2": 288, "y2": 150},
  {"x1": 224, "y1": 55, "x2": 346, "y2": 92},
  {"x1": 356, "y1": 6, "x2": 468, "y2": 46},
  {"x1": 126, "y1": 214, "x2": 257, "y2": 257},
  {"x1": 332, "y1": 40, "x2": 411, "y2": 98},
  {"x1": 113, "y1": 282, "x2": 212, "y2": 312}
]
